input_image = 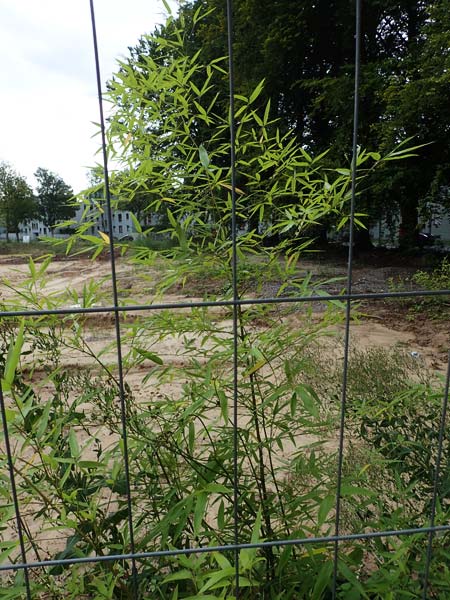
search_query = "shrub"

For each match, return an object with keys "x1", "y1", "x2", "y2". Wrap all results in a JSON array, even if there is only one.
[
  {"x1": 388, "y1": 257, "x2": 450, "y2": 320},
  {"x1": 412, "y1": 257, "x2": 450, "y2": 301}
]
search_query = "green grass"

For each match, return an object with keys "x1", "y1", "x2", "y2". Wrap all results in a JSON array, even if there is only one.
[{"x1": 0, "y1": 239, "x2": 92, "y2": 259}]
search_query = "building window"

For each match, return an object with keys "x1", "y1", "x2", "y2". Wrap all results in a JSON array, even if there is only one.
[
  {"x1": 118, "y1": 213, "x2": 122, "y2": 222},
  {"x1": 119, "y1": 225, "x2": 123, "y2": 233},
  {"x1": 126, "y1": 213, "x2": 129, "y2": 220}
]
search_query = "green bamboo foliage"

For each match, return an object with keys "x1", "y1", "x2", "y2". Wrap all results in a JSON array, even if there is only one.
[{"x1": 0, "y1": 8, "x2": 446, "y2": 600}]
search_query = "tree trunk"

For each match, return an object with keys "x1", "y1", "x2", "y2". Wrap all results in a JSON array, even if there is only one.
[
  {"x1": 354, "y1": 227, "x2": 373, "y2": 252},
  {"x1": 314, "y1": 224, "x2": 329, "y2": 248},
  {"x1": 399, "y1": 202, "x2": 419, "y2": 249}
]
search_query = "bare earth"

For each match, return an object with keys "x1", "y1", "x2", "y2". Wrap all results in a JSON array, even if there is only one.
[
  {"x1": 0, "y1": 253, "x2": 447, "y2": 370},
  {"x1": 0, "y1": 251, "x2": 448, "y2": 562}
]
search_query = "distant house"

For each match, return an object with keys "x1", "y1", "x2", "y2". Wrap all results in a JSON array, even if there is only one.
[
  {"x1": 0, "y1": 220, "x2": 52, "y2": 241},
  {"x1": 369, "y1": 207, "x2": 450, "y2": 249},
  {"x1": 11, "y1": 204, "x2": 147, "y2": 242},
  {"x1": 19, "y1": 220, "x2": 53, "y2": 240},
  {"x1": 75, "y1": 205, "x2": 137, "y2": 239}
]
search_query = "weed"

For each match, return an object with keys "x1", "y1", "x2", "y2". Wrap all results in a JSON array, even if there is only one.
[{"x1": 388, "y1": 257, "x2": 450, "y2": 320}]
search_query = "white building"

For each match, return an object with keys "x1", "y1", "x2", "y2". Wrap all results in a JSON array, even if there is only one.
[
  {"x1": 76, "y1": 206, "x2": 137, "y2": 240},
  {"x1": 14, "y1": 204, "x2": 143, "y2": 242}
]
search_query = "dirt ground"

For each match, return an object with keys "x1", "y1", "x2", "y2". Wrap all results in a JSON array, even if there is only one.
[
  {"x1": 0, "y1": 249, "x2": 448, "y2": 564},
  {"x1": 0, "y1": 250, "x2": 448, "y2": 370}
]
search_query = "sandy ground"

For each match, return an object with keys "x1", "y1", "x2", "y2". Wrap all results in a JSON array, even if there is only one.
[
  {"x1": 0, "y1": 252, "x2": 448, "y2": 565},
  {"x1": 0, "y1": 253, "x2": 446, "y2": 362}
]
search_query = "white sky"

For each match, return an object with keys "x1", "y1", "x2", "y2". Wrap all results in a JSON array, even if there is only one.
[{"x1": 0, "y1": 0, "x2": 175, "y2": 193}]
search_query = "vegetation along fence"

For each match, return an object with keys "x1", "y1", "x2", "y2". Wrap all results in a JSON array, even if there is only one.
[{"x1": 1, "y1": 0, "x2": 450, "y2": 598}]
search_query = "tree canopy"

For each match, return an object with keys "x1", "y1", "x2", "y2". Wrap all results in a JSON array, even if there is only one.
[
  {"x1": 100, "y1": 2, "x2": 417, "y2": 267},
  {"x1": 0, "y1": 162, "x2": 36, "y2": 241},
  {"x1": 121, "y1": 0, "x2": 450, "y2": 245},
  {"x1": 34, "y1": 167, "x2": 75, "y2": 231}
]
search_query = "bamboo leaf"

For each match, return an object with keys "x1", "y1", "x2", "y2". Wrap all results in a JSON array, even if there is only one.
[
  {"x1": 217, "y1": 500, "x2": 225, "y2": 530},
  {"x1": 198, "y1": 567, "x2": 236, "y2": 593},
  {"x1": 130, "y1": 212, "x2": 142, "y2": 233},
  {"x1": 296, "y1": 384, "x2": 320, "y2": 417},
  {"x1": 213, "y1": 552, "x2": 232, "y2": 570},
  {"x1": 199, "y1": 144, "x2": 210, "y2": 168},
  {"x1": 68, "y1": 429, "x2": 80, "y2": 459},
  {"x1": 251, "y1": 509, "x2": 262, "y2": 544},
  {"x1": 161, "y1": 0, "x2": 173, "y2": 16},
  {"x1": 193, "y1": 491, "x2": 208, "y2": 536},
  {"x1": 36, "y1": 400, "x2": 52, "y2": 440},
  {"x1": 188, "y1": 421, "x2": 195, "y2": 453},
  {"x1": 318, "y1": 495, "x2": 334, "y2": 526},
  {"x1": 217, "y1": 389, "x2": 228, "y2": 423},
  {"x1": 163, "y1": 569, "x2": 193, "y2": 584},
  {"x1": 243, "y1": 358, "x2": 266, "y2": 377},
  {"x1": 249, "y1": 79, "x2": 265, "y2": 104},
  {"x1": 98, "y1": 231, "x2": 110, "y2": 244},
  {"x1": 135, "y1": 348, "x2": 164, "y2": 365},
  {"x1": 218, "y1": 181, "x2": 245, "y2": 195},
  {"x1": 263, "y1": 99, "x2": 271, "y2": 125},
  {"x1": 2, "y1": 319, "x2": 24, "y2": 392},
  {"x1": 167, "y1": 209, "x2": 177, "y2": 229}
]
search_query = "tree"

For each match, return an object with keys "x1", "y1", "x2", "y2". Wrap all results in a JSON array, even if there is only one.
[
  {"x1": 0, "y1": 162, "x2": 36, "y2": 241},
  {"x1": 102, "y1": 4, "x2": 413, "y2": 259},
  {"x1": 374, "y1": 0, "x2": 450, "y2": 246},
  {"x1": 34, "y1": 168, "x2": 75, "y2": 233},
  {"x1": 105, "y1": 12, "x2": 352, "y2": 251},
  {"x1": 139, "y1": 0, "x2": 448, "y2": 247}
]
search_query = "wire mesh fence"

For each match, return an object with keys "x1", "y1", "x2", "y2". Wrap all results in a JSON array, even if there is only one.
[{"x1": 1, "y1": 1, "x2": 450, "y2": 598}]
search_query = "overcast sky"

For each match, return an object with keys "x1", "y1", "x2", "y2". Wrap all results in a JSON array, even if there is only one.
[{"x1": 0, "y1": 0, "x2": 174, "y2": 193}]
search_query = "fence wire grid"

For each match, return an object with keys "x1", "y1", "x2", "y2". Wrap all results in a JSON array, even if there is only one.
[{"x1": 1, "y1": 1, "x2": 450, "y2": 599}]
